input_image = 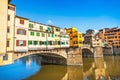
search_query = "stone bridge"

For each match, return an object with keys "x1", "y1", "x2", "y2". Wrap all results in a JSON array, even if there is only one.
[
  {"x1": 0, "y1": 46, "x2": 103, "y2": 66},
  {"x1": 82, "y1": 45, "x2": 103, "y2": 57}
]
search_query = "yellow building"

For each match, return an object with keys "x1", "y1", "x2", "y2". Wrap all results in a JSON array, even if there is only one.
[
  {"x1": 0, "y1": 0, "x2": 8, "y2": 54},
  {"x1": 0, "y1": 0, "x2": 15, "y2": 65},
  {"x1": 66, "y1": 27, "x2": 84, "y2": 47}
]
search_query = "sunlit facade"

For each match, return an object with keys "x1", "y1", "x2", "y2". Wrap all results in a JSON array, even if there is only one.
[{"x1": 66, "y1": 27, "x2": 84, "y2": 47}]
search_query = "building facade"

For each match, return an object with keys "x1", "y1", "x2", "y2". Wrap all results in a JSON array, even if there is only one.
[
  {"x1": 51, "y1": 26, "x2": 61, "y2": 48},
  {"x1": 84, "y1": 29, "x2": 103, "y2": 47},
  {"x1": 0, "y1": 0, "x2": 8, "y2": 54},
  {"x1": 0, "y1": 0, "x2": 15, "y2": 65},
  {"x1": 66, "y1": 27, "x2": 84, "y2": 47},
  {"x1": 98, "y1": 27, "x2": 120, "y2": 47},
  {"x1": 60, "y1": 29, "x2": 70, "y2": 48},
  {"x1": 0, "y1": 0, "x2": 71, "y2": 55},
  {"x1": 14, "y1": 16, "x2": 29, "y2": 52},
  {"x1": 7, "y1": 4, "x2": 15, "y2": 52}
]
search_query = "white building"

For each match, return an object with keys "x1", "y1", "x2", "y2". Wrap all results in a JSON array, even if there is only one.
[
  {"x1": 28, "y1": 21, "x2": 48, "y2": 50},
  {"x1": 14, "y1": 16, "x2": 29, "y2": 52},
  {"x1": 60, "y1": 29, "x2": 70, "y2": 48}
]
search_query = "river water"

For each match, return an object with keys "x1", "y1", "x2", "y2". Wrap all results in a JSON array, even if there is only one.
[{"x1": 0, "y1": 55, "x2": 120, "y2": 80}]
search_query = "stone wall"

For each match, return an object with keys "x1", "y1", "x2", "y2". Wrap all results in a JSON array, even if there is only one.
[
  {"x1": 67, "y1": 48, "x2": 83, "y2": 65},
  {"x1": 103, "y1": 47, "x2": 120, "y2": 55}
]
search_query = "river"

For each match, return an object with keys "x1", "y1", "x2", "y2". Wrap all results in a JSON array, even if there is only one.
[{"x1": 0, "y1": 55, "x2": 120, "y2": 80}]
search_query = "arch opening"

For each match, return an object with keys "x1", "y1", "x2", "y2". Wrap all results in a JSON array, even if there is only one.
[
  {"x1": 37, "y1": 53, "x2": 67, "y2": 65},
  {"x1": 82, "y1": 48, "x2": 94, "y2": 57}
]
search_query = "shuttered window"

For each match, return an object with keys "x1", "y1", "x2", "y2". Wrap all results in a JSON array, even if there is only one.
[
  {"x1": 17, "y1": 29, "x2": 26, "y2": 35},
  {"x1": 20, "y1": 19, "x2": 24, "y2": 25},
  {"x1": 16, "y1": 40, "x2": 26, "y2": 46}
]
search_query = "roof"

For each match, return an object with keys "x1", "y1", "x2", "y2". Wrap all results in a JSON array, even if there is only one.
[
  {"x1": 16, "y1": 16, "x2": 29, "y2": 20},
  {"x1": 8, "y1": 4, "x2": 16, "y2": 7}
]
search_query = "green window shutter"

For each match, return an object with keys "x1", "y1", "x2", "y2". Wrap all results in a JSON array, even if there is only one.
[
  {"x1": 36, "y1": 32, "x2": 40, "y2": 36},
  {"x1": 28, "y1": 41, "x2": 32, "y2": 45},
  {"x1": 52, "y1": 34, "x2": 54, "y2": 38},
  {"x1": 60, "y1": 41, "x2": 62, "y2": 45},
  {"x1": 28, "y1": 41, "x2": 30, "y2": 45},
  {"x1": 30, "y1": 32, "x2": 34, "y2": 36},
  {"x1": 42, "y1": 33, "x2": 45, "y2": 37},
  {"x1": 47, "y1": 27, "x2": 51, "y2": 31},
  {"x1": 45, "y1": 41, "x2": 48, "y2": 45},
  {"x1": 34, "y1": 41, "x2": 38, "y2": 45},
  {"x1": 40, "y1": 26, "x2": 43, "y2": 31},
  {"x1": 29, "y1": 23, "x2": 33, "y2": 28}
]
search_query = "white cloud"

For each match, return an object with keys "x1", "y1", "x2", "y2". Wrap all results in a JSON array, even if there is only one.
[
  {"x1": 46, "y1": 20, "x2": 53, "y2": 25},
  {"x1": 94, "y1": 29, "x2": 98, "y2": 33}
]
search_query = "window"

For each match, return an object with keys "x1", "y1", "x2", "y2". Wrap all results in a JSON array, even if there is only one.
[
  {"x1": 49, "y1": 41, "x2": 52, "y2": 45},
  {"x1": 48, "y1": 34, "x2": 50, "y2": 37},
  {"x1": 3, "y1": 54, "x2": 8, "y2": 60},
  {"x1": 7, "y1": 27, "x2": 10, "y2": 33},
  {"x1": 20, "y1": 19, "x2": 24, "y2": 25},
  {"x1": 56, "y1": 28, "x2": 60, "y2": 31},
  {"x1": 19, "y1": 40, "x2": 24, "y2": 46},
  {"x1": 8, "y1": 15, "x2": 10, "y2": 21},
  {"x1": 19, "y1": 30, "x2": 24, "y2": 34},
  {"x1": 36, "y1": 32, "x2": 40, "y2": 36},
  {"x1": 29, "y1": 23, "x2": 34, "y2": 29},
  {"x1": 52, "y1": 34, "x2": 54, "y2": 38},
  {"x1": 17, "y1": 29, "x2": 26, "y2": 35},
  {"x1": 42, "y1": 33, "x2": 45, "y2": 37},
  {"x1": 34, "y1": 41, "x2": 38, "y2": 45},
  {"x1": 47, "y1": 27, "x2": 51, "y2": 32},
  {"x1": 7, "y1": 41, "x2": 10, "y2": 47},
  {"x1": 30, "y1": 31, "x2": 34, "y2": 36},
  {"x1": 39, "y1": 41, "x2": 42, "y2": 45},
  {"x1": 28, "y1": 41, "x2": 32, "y2": 45},
  {"x1": 16, "y1": 40, "x2": 26, "y2": 46},
  {"x1": 58, "y1": 41, "x2": 60, "y2": 45},
  {"x1": 42, "y1": 41, "x2": 44, "y2": 45},
  {"x1": 66, "y1": 42, "x2": 68, "y2": 44},
  {"x1": 45, "y1": 41, "x2": 48, "y2": 45},
  {"x1": 39, "y1": 26, "x2": 43, "y2": 31},
  {"x1": 74, "y1": 41, "x2": 78, "y2": 44}
]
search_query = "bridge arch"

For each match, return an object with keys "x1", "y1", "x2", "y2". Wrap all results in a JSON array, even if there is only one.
[
  {"x1": 38, "y1": 53, "x2": 67, "y2": 65},
  {"x1": 82, "y1": 48, "x2": 94, "y2": 57},
  {"x1": 14, "y1": 49, "x2": 68, "y2": 65}
]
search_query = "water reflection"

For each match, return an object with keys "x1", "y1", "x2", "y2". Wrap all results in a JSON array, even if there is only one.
[
  {"x1": 83, "y1": 57, "x2": 120, "y2": 80},
  {"x1": 0, "y1": 55, "x2": 40, "y2": 80},
  {"x1": 0, "y1": 54, "x2": 120, "y2": 80},
  {"x1": 27, "y1": 65, "x2": 83, "y2": 80}
]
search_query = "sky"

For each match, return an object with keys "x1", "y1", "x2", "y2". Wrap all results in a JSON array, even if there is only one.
[{"x1": 11, "y1": 0, "x2": 120, "y2": 33}]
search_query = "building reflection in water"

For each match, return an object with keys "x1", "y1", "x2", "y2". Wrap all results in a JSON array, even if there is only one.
[
  {"x1": 83, "y1": 58, "x2": 111, "y2": 80},
  {"x1": 1, "y1": 53, "x2": 120, "y2": 80},
  {"x1": 27, "y1": 65, "x2": 83, "y2": 80}
]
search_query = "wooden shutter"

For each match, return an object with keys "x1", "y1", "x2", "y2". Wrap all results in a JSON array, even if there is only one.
[
  {"x1": 20, "y1": 19, "x2": 24, "y2": 25},
  {"x1": 17, "y1": 29, "x2": 19, "y2": 34},
  {"x1": 16, "y1": 40, "x2": 19, "y2": 46},
  {"x1": 23, "y1": 40, "x2": 26, "y2": 46},
  {"x1": 24, "y1": 30, "x2": 26, "y2": 35}
]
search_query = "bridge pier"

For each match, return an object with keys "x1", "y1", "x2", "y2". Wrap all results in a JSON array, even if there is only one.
[
  {"x1": 67, "y1": 48, "x2": 83, "y2": 65},
  {"x1": 94, "y1": 46, "x2": 103, "y2": 57}
]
